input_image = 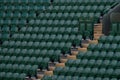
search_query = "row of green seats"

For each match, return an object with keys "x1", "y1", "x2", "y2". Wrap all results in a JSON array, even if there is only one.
[
  {"x1": 66, "y1": 59, "x2": 119, "y2": 68},
  {"x1": 0, "y1": 26, "x2": 18, "y2": 32},
  {"x1": 11, "y1": 33, "x2": 82, "y2": 44},
  {"x1": 0, "y1": 19, "x2": 79, "y2": 26},
  {"x1": 2, "y1": 40, "x2": 72, "y2": 53},
  {"x1": 42, "y1": 75, "x2": 118, "y2": 80},
  {"x1": 0, "y1": 72, "x2": 26, "y2": 80},
  {"x1": 54, "y1": 67, "x2": 120, "y2": 78},
  {"x1": 39, "y1": 12, "x2": 101, "y2": 20},
  {"x1": 99, "y1": 35, "x2": 120, "y2": 44},
  {"x1": 1, "y1": 26, "x2": 79, "y2": 34},
  {"x1": 110, "y1": 23, "x2": 120, "y2": 35},
  {"x1": 19, "y1": 27, "x2": 79, "y2": 34},
  {"x1": 53, "y1": 0, "x2": 115, "y2": 6},
  {"x1": 0, "y1": 63, "x2": 38, "y2": 76},
  {"x1": 0, "y1": 4, "x2": 46, "y2": 11},
  {"x1": 0, "y1": 11, "x2": 37, "y2": 18},
  {"x1": 48, "y1": 5, "x2": 111, "y2": 13},
  {"x1": 0, "y1": 48, "x2": 60, "y2": 61},
  {"x1": 0, "y1": 55, "x2": 49, "y2": 69},
  {"x1": 77, "y1": 51, "x2": 120, "y2": 60},
  {"x1": 88, "y1": 43, "x2": 120, "y2": 52},
  {"x1": 0, "y1": 19, "x2": 26, "y2": 25}
]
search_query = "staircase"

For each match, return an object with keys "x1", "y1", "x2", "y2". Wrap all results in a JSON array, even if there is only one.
[{"x1": 36, "y1": 23, "x2": 103, "y2": 80}]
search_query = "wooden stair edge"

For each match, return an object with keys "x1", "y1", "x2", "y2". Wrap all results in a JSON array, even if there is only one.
[
  {"x1": 67, "y1": 55, "x2": 76, "y2": 59},
  {"x1": 55, "y1": 63, "x2": 65, "y2": 67},
  {"x1": 77, "y1": 47, "x2": 87, "y2": 52},
  {"x1": 44, "y1": 71, "x2": 53, "y2": 76}
]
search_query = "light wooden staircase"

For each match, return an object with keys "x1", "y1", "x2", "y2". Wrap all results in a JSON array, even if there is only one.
[{"x1": 36, "y1": 23, "x2": 103, "y2": 80}]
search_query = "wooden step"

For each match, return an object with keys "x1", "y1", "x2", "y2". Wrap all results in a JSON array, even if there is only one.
[
  {"x1": 37, "y1": 74, "x2": 44, "y2": 79},
  {"x1": 71, "y1": 50, "x2": 79, "y2": 55},
  {"x1": 49, "y1": 66, "x2": 55, "y2": 71},
  {"x1": 94, "y1": 34, "x2": 103, "y2": 40},
  {"x1": 81, "y1": 43, "x2": 89, "y2": 48},
  {"x1": 60, "y1": 59, "x2": 68, "y2": 63},
  {"x1": 67, "y1": 55, "x2": 76, "y2": 59},
  {"x1": 78, "y1": 47, "x2": 87, "y2": 52},
  {"x1": 88, "y1": 40, "x2": 98, "y2": 44},
  {"x1": 44, "y1": 71, "x2": 53, "y2": 76},
  {"x1": 55, "y1": 63, "x2": 65, "y2": 67}
]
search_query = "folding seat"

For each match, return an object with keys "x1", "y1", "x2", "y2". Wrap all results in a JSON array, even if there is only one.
[
  {"x1": 39, "y1": 27, "x2": 46, "y2": 33},
  {"x1": 99, "y1": 35, "x2": 107, "y2": 43},
  {"x1": 94, "y1": 43, "x2": 103, "y2": 51},
  {"x1": 60, "y1": 67, "x2": 69, "y2": 75},
  {"x1": 95, "y1": 59, "x2": 102, "y2": 67},
  {"x1": 65, "y1": 76, "x2": 72, "y2": 80},
  {"x1": 114, "y1": 36, "x2": 120, "y2": 44},
  {"x1": 49, "y1": 34, "x2": 56, "y2": 41},
  {"x1": 66, "y1": 6, "x2": 72, "y2": 12},
  {"x1": 109, "y1": 60, "x2": 117, "y2": 68},
  {"x1": 10, "y1": 56, "x2": 17, "y2": 64},
  {"x1": 97, "y1": 51, "x2": 107, "y2": 59},
  {"x1": 56, "y1": 34, "x2": 62, "y2": 41},
  {"x1": 6, "y1": 63, "x2": 13, "y2": 72},
  {"x1": 101, "y1": 60, "x2": 110, "y2": 68},
  {"x1": 83, "y1": 67, "x2": 91, "y2": 76},
  {"x1": 59, "y1": 6, "x2": 66, "y2": 12},
  {"x1": 88, "y1": 59, "x2": 95, "y2": 67},
  {"x1": 67, "y1": 67, "x2": 76, "y2": 76},
  {"x1": 112, "y1": 69, "x2": 120, "y2": 78},
  {"x1": 84, "y1": 51, "x2": 92, "y2": 59},
  {"x1": 102, "y1": 43, "x2": 110, "y2": 51},
  {"x1": 79, "y1": 76, "x2": 87, "y2": 80},
  {"x1": 72, "y1": 76, "x2": 79, "y2": 80},
  {"x1": 98, "y1": 5, "x2": 105, "y2": 12},
  {"x1": 105, "y1": 68, "x2": 113, "y2": 77},
  {"x1": 95, "y1": 77, "x2": 102, "y2": 80},
  {"x1": 40, "y1": 49, "x2": 47, "y2": 57},
  {"x1": 62, "y1": 34, "x2": 69, "y2": 42},
  {"x1": 54, "y1": 50, "x2": 61, "y2": 61},
  {"x1": 102, "y1": 78, "x2": 110, "y2": 80},
  {"x1": 57, "y1": 75, "x2": 65, "y2": 80},
  {"x1": 111, "y1": 78, "x2": 118, "y2": 80},
  {"x1": 16, "y1": 56, "x2": 24, "y2": 65},
  {"x1": 80, "y1": 59, "x2": 88, "y2": 67},
  {"x1": 77, "y1": 52, "x2": 85, "y2": 59},
  {"x1": 72, "y1": 27, "x2": 78, "y2": 34},
  {"x1": 43, "y1": 34, "x2": 50, "y2": 41},
  {"x1": 2, "y1": 25, "x2": 10, "y2": 32},
  {"x1": 94, "y1": 12, "x2": 100, "y2": 19},
  {"x1": 20, "y1": 49, "x2": 28, "y2": 56},
  {"x1": 87, "y1": 44, "x2": 96, "y2": 51},
  {"x1": 91, "y1": 5, "x2": 97, "y2": 12},
  {"x1": 65, "y1": 59, "x2": 74, "y2": 67},
  {"x1": 106, "y1": 35, "x2": 114, "y2": 43},
  {"x1": 37, "y1": 34, "x2": 43, "y2": 41},
  {"x1": 79, "y1": 6, "x2": 85, "y2": 12},
  {"x1": 40, "y1": 58, "x2": 49, "y2": 69},
  {"x1": 6, "y1": 72, "x2": 13, "y2": 80},
  {"x1": 54, "y1": 67, "x2": 63, "y2": 75},
  {"x1": 30, "y1": 34, "x2": 37, "y2": 40},
  {"x1": 46, "y1": 27, "x2": 52, "y2": 34},
  {"x1": 98, "y1": 68, "x2": 106, "y2": 77},
  {"x1": 85, "y1": 5, "x2": 91, "y2": 12},
  {"x1": 72, "y1": 5, "x2": 79, "y2": 12},
  {"x1": 1, "y1": 33, "x2": 10, "y2": 40},
  {"x1": 19, "y1": 73, "x2": 26, "y2": 80},
  {"x1": 0, "y1": 72, "x2": 6, "y2": 80},
  {"x1": 12, "y1": 73, "x2": 19, "y2": 80},
  {"x1": 109, "y1": 43, "x2": 117, "y2": 51},
  {"x1": 33, "y1": 27, "x2": 39, "y2": 33},
  {"x1": 23, "y1": 56, "x2": 30, "y2": 64}
]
